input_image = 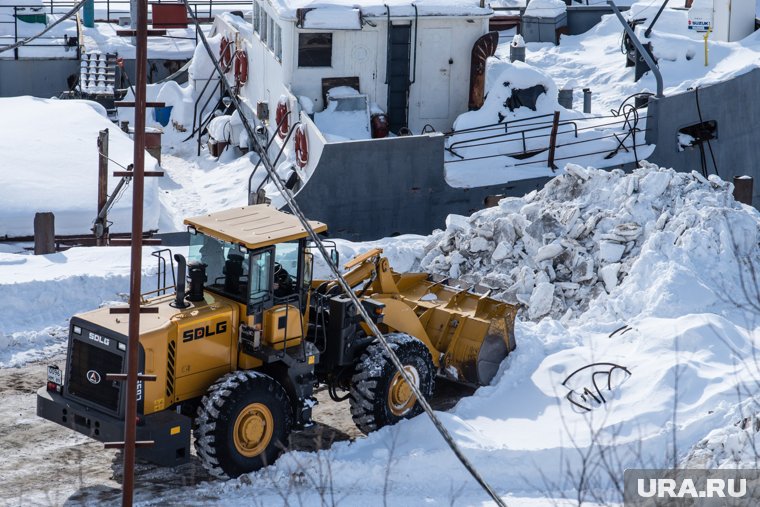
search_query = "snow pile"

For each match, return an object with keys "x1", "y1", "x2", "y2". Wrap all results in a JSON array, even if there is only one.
[
  {"x1": 524, "y1": 0, "x2": 566, "y2": 17},
  {"x1": 422, "y1": 163, "x2": 758, "y2": 321},
  {"x1": 0, "y1": 96, "x2": 161, "y2": 237},
  {"x1": 445, "y1": 60, "x2": 652, "y2": 186},
  {"x1": 314, "y1": 86, "x2": 372, "y2": 141},
  {"x1": 0, "y1": 247, "x2": 165, "y2": 367},
  {"x1": 519, "y1": 3, "x2": 760, "y2": 117}
]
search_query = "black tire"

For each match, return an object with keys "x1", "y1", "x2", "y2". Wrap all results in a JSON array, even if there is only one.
[
  {"x1": 349, "y1": 333, "x2": 435, "y2": 434},
  {"x1": 194, "y1": 370, "x2": 292, "y2": 479}
]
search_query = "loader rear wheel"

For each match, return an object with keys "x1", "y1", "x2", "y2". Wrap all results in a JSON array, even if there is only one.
[
  {"x1": 349, "y1": 333, "x2": 435, "y2": 434},
  {"x1": 194, "y1": 370, "x2": 292, "y2": 479}
]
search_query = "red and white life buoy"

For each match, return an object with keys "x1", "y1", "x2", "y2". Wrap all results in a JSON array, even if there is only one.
[
  {"x1": 233, "y1": 49, "x2": 248, "y2": 86},
  {"x1": 275, "y1": 99, "x2": 289, "y2": 139},
  {"x1": 294, "y1": 124, "x2": 308, "y2": 168},
  {"x1": 219, "y1": 37, "x2": 233, "y2": 69}
]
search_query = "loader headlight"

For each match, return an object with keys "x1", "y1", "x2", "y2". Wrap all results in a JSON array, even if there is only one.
[
  {"x1": 73, "y1": 325, "x2": 82, "y2": 335},
  {"x1": 117, "y1": 341, "x2": 126, "y2": 351}
]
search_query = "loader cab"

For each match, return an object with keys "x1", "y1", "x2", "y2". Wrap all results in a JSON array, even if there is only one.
[
  {"x1": 183, "y1": 206, "x2": 328, "y2": 345},
  {"x1": 187, "y1": 232, "x2": 312, "y2": 312}
]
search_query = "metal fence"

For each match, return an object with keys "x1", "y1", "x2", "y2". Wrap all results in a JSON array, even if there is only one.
[
  {"x1": 1, "y1": 0, "x2": 250, "y2": 60},
  {"x1": 0, "y1": 4, "x2": 82, "y2": 60}
]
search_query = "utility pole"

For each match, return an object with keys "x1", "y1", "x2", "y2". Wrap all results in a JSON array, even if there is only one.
[
  {"x1": 96, "y1": 129, "x2": 109, "y2": 246},
  {"x1": 123, "y1": 0, "x2": 148, "y2": 502}
]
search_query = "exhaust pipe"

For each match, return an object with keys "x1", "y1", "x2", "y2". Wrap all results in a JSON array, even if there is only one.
[
  {"x1": 173, "y1": 254, "x2": 189, "y2": 308},
  {"x1": 187, "y1": 261, "x2": 207, "y2": 302}
]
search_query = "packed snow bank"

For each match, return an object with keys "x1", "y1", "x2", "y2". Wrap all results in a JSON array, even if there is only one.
[
  {"x1": 0, "y1": 97, "x2": 161, "y2": 237},
  {"x1": 423, "y1": 163, "x2": 758, "y2": 321},
  {"x1": 0, "y1": 247, "x2": 168, "y2": 367}
]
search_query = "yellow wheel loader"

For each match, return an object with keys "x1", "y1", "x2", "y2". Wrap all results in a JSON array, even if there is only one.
[{"x1": 37, "y1": 205, "x2": 517, "y2": 478}]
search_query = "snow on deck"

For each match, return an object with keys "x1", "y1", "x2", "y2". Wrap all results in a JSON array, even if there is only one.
[
  {"x1": 522, "y1": 3, "x2": 760, "y2": 116},
  {"x1": 267, "y1": 0, "x2": 492, "y2": 19},
  {"x1": 0, "y1": 96, "x2": 160, "y2": 237}
]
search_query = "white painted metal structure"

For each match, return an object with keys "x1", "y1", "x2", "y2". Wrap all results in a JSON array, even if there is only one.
[{"x1": 214, "y1": 0, "x2": 491, "y2": 137}]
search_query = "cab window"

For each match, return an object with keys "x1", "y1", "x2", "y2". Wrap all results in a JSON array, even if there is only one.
[
  {"x1": 249, "y1": 249, "x2": 273, "y2": 306},
  {"x1": 188, "y1": 232, "x2": 250, "y2": 303},
  {"x1": 273, "y1": 241, "x2": 300, "y2": 300}
]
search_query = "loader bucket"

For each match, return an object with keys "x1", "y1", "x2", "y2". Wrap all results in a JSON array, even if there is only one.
[{"x1": 393, "y1": 273, "x2": 518, "y2": 386}]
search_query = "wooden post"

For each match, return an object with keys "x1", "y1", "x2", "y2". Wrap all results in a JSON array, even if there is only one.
[
  {"x1": 547, "y1": 111, "x2": 560, "y2": 171},
  {"x1": 733, "y1": 176, "x2": 754, "y2": 206},
  {"x1": 34, "y1": 212, "x2": 55, "y2": 255},
  {"x1": 97, "y1": 129, "x2": 109, "y2": 246}
]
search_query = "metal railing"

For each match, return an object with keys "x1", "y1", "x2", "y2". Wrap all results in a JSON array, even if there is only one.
[
  {"x1": 23, "y1": 0, "x2": 253, "y2": 22},
  {"x1": 445, "y1": 98, "x2": 650, "y2": 169},
  {"x1": 1, "y1": 0, "x2": 251, "y2": 61},
  {"x1": 0, "y1": 4, "x2": 81, "y2": 59}
]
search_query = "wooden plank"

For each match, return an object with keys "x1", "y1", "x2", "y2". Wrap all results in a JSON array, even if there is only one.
[
  {"x1": 109, "y1": 307, "x2": 160, "y2": 314},
  {"x1": 106, "y1": 373, "x2": 158, "y2": 382},
  {"x1": 115, "y1": 29, "x2": 167, "y2": 36},
  {"x1": 114, "y1": 101, "x2": 166, "y2": 108},
  {"x1": 33, "y1": 212, "x2": 55, "y2": 255},
  {"x1": 113, "y1": 171, "x2": 163, "y2": 177},
  {"x1": 104, "y1": 440, "x2": 155, "y2": 449}
]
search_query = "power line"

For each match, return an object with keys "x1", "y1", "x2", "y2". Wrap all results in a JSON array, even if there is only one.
[{"x1": 0, "y1": 0, "x2": 89, "y2": 55}]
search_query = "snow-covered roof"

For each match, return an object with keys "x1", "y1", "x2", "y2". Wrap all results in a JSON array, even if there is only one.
[{"x1": 265, "y1": 0, "x2": 493, "y2": 20}]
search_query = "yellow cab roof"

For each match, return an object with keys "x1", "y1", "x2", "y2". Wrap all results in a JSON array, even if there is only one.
[{"x1": 184, "y1": 205, "x2": 328, "y2": 249}]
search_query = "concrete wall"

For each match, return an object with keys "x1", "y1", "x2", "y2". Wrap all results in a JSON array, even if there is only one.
[
  {"x1": 0, "y1": 58, "x2": 187, "y2": 98},
  {"x1": 0, "y1": 59, "x2": 80, "y2": 97},
  {"x1": 645, "y1": 68, "x2": 760, "y2": 206},
  {"x1": 291, "y1": 133, "x2": 548, "y2": 240}
]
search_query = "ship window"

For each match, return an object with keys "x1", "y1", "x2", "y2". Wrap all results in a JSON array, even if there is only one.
[
  {"x1": 267, "y1": 17, "x2": 275, "y2": 50},
  {"x1": 298, "y1": 33, "x2": 332, "y2": 67},
  {"x1": 261, "y1": 11, "x2": 268, "y2": 44},
  {"x1": 253, "y1": 3, "x2": 260, "y2": 33},
  {"x1": 275, "y1": 24, "x2": 282, "y2": 61}
]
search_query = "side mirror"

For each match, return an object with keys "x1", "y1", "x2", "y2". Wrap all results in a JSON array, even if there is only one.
[
  {"x1": 303, "y1": 251, "x2": 314, "y2": 290},
  {"x1": 330, "y1": 248, "x2": 339, "y2": 267}
]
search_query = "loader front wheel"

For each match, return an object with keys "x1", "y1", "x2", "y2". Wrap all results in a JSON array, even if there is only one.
[
  {"x1": 194, "y1": 370, "x2": 292, "y2": 479},
  {"x1": 349, "y1": 334, "x2": 435, "y2": 434}
]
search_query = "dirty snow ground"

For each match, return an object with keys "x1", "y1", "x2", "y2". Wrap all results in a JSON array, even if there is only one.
[{"x1": 3, "y1": 165, "x2": 760, "y2": 506}]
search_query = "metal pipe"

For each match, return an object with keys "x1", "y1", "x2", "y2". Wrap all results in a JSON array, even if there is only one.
[
  {"x1": 608, "y1": 0, "x2": 663, "y2": 98},
  {"x1": 173, "y1": 254, "x2": 189, "y2": 308},
  {"x1": 255, "y1": 121, "x2": 302, "y2": 195},
  {"x1": 247, "y1": 110, "x2": 291, "y2": 200},
  {"x1": 410, "y1": 3, "x2": 418, "y2": 84},
  {"x1": 14, "y1": 7, "x2": 18, "y2": 60},
  {"x1": 122, "y1": 0, "x2": 148, "y2": 502},
  {"x1": 644, "y1": 0, "x2": 670, "y2": 39},
  {"x1": 384, "y1": 4, "x2": 390, "y2": 84},
  {"x1": 583, "y1": 88, "x2": 592, "y2": 113}
]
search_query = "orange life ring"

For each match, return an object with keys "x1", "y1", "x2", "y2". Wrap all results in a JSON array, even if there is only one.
[
  {"x1": 219, "y1": 37, "x2": 233, "y2": 69},
  {"x1": 275, "y1": 99, "x2": 289, "y2": 139},
  {"x1": 234, "y1": 49, "x2": 248, "y2": 86},
  {"x1": 294, "y1": 124, "x2": 308, "y2": 168}
]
